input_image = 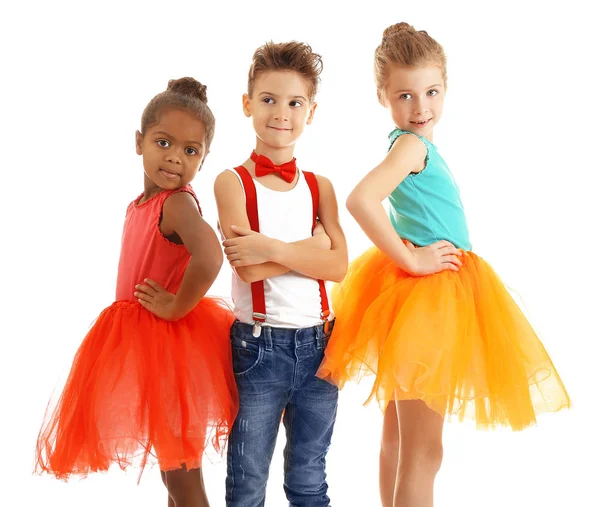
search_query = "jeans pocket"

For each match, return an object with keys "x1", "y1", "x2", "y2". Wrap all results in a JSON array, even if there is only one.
[{"x1": 231, "y1": 336, "x2": 264, "y2": 376}]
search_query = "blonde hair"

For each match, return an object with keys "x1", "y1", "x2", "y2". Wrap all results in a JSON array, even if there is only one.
[{"x1": 375, "y1": 22, "x2": 447, "y2": 104}]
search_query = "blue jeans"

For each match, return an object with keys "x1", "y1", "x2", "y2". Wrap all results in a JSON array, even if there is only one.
[{"x1": 225, "y1": 320, "x2": 339, "y2": 507}]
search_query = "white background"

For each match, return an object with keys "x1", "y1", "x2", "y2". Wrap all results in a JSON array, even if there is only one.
[{"x1": 2, "y1": 1, "x2": 598, "y2": 505}]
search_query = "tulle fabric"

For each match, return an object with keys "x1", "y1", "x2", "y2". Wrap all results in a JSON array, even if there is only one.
[
  {"x1": 35, "y1": 298, "x2": 238, "y2": 480},
  {"x1": 317, "y1": 247, "x2": 570, "y2": 430}
]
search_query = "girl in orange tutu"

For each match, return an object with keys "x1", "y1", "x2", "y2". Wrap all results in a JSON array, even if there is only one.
[
  {"x1": 316, "y1": 23, "x2": 570, "y2": 507},
  {"x1": 35, "y1": 78, "x2": 238, "y2": 506}
]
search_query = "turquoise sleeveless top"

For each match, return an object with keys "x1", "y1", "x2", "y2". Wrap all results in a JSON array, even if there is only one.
[{"x1": 387, "y1": 129, "x2": 472, "y2": 251}]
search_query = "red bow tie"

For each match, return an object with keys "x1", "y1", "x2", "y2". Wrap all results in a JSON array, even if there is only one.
[{"x1": 251, "y1": 151, "x2": 297, "y2": 183}]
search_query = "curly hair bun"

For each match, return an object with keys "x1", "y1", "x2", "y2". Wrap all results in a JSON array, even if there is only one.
[
  {"x1": 383, "y1": 22, "x2": 415, "y2": 39},
  {"x1": 167, "y1": 77, "x2": 208, "y2": 104}
]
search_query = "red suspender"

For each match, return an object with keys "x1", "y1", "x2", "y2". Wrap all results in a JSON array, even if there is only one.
[
  {"x1": 232, "y1": 166, "x2": 330, "y2": 336},
  {"x1": 303, "y1": 171, "x2": 331, "y2": 327},
  {"x1": 233, "y1": 166, "x2": 266, "y2": 336}
]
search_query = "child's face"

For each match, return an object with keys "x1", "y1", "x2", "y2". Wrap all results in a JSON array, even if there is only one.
[
  {"x1": 384, "y1": 64, "x2": 445, "y2": 140},
  {"x1": 243, "y1": 70, "x2": 317, "y2": 149},
  {"x1": 136, "y1": 108, "x2": 207, "y2": 191}
]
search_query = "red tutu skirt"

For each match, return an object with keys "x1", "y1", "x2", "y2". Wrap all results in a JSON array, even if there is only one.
[
  {"x1": 317, "y1": 247, "x2": 570, "y2": 430},
  {"x1": 35, "y1": 298, "x2": 238, "y2": 480}
]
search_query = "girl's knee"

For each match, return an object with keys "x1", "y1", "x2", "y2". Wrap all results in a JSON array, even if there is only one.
[
  {"x1": 423, "y1": 442, "x2": 443, "y2": 472},
  {"x1": 380, "y1": 433, "x2": 400, "y2": 457},
  {"x1": 168, "y1": 485, "x2": 197, "y2": 505},
  {"x1": 164, "y1": 467, "x2": 203, "y2": 503},
  {"x1": 402, "y1": 442, "x2": 443, "y2": 474}
]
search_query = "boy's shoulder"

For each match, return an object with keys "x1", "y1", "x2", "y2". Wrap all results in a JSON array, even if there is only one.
[
  {"x1": 215, "y1": 167, "x2": 242, "y2": 186},
  {"x1": 303, "y1": 171, "x2": 335, "y2": 195},
  {"x1": 214, "y1": 169, "x2": 245, "y2": 205},
  {"x1": 301, "y1": 169, "x2": 331, "y2": 183}
]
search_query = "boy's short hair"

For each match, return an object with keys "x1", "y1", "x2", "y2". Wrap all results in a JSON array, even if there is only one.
[{"x1": 247, "y1": 41, "x2": 323, "y2": 102}]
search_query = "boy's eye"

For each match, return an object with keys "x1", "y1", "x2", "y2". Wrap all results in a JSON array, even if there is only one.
[
  {"x1": 262, "y1": 97, "x2": 275, "y2": 104},
  {"x1": 290, "y1": 100, "x2": 303, "y2": 107},
  {"x1": 400, "y1": 93, "x2": 412, "y2": 100},
  {"x1": 185, "y1": 147, "x2": 198, "y2": 156},
  {"x1": 157, "y1": 139, "x2": 170, "y2": 148}
]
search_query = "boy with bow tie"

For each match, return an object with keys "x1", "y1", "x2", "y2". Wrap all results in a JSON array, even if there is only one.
[{"x1": 214, "y1": 41, "x2": 348, "y2": 507}]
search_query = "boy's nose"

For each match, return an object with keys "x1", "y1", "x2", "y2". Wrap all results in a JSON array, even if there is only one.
[{"x1": 273, "y1": 106, "x2": 289, "y2": 122}]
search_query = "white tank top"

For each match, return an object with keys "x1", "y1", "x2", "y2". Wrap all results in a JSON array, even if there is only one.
[{"x1": 227, "y1": 169, "x2": 325, "y2": 328}]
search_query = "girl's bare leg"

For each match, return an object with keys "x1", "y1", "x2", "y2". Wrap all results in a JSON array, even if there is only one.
[
  {"x1": 160, "y1": 470, "x2": 175, "y2": 507},
  {"x1": 163, "y1": 466, "x2": 210, "y2": 507},
  {"x1": 380, "y1": 401, "x2": 400, "y2": 507},
  {"x1": 393, "y1": 400, "x2": 444, "y2": 507}
]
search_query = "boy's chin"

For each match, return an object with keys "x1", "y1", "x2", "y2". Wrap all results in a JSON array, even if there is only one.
[{"x1": 257, "y1": 137, "x2": 298, "y2": 150}]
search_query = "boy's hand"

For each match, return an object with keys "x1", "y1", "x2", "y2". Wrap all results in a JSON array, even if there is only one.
[
  {"x1": 223, "y1": 225, "x2": 278, "y2": 266},
  {"x1": 135, "y1": 279, "x2": 179, "y2": 321}
]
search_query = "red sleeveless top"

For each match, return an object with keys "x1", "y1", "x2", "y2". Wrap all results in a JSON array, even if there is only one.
[{"x1": 115, "y1": 185, "x2": 200, "y2": 301}]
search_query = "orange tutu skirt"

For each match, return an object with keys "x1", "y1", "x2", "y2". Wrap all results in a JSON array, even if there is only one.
[
  {"x1": 35, "y1": 298, "x2": 238, "y2": 480},
  {"x1": 317, "y1": 247, "x2": 570, "y2": 430}
]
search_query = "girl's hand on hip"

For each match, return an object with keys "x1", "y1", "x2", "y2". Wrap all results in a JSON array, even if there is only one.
[
  {"x1": 406, "y1": 240, "x2": 462, "y2": 276},
  {"x1": 135, "y1": 279, "x2": 178, "y2": 321}
]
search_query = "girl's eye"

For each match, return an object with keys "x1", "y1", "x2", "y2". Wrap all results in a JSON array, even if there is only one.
[
  {"x1": 290, "y1": 100, "x2": 303, "y2": 107},
  {"x1": 157, "y1": 139, "x2": 170, "y2": 148},
  {"x1": 262, "y1": 97, "x2": 275, "y2": 104},
  {"x1": 427, "y1": 89, "x2": 439, "y2": 96},
  {"x1": 185, "y1": 147, "x2": 198, "y2": 156},
  {"x1": 400, "y1": 93, "x2": 412, "y2": 100}
]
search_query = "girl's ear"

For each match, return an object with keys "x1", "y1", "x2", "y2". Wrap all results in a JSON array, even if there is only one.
[
  {"x1": 135, "y1": 131, "x2": 143, "y2": 155},
  {"x1": 378, "y1": 89, "x2": 389, "y2": 108},
  {"x1": 198, "y1": 150, "x2": 210, "y2": 171}
]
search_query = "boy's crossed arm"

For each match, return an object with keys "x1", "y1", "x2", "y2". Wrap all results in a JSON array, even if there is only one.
[{"x1": 214, "y1": 171, "x2": 348, "y2": 284}]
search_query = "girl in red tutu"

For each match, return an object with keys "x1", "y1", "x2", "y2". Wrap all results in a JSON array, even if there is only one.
[
  {"x1": 35, "y1": 77, "x2": 238, "y2": 507},
  {"x1": 316, "y1": 23, "x2": 570, "y2": 507}
]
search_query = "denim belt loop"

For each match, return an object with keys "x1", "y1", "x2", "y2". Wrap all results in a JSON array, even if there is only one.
[
  {"x1": 263, "y1": 325, "x2": 273, "y2": 351},
  {"x1": 315, "y1": 324, "x2": 323, "y2": 350}
]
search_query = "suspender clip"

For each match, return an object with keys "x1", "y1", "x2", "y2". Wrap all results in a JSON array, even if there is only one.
[{"x1": 252, "y1": 312, "x2": 266, "y2": 337}]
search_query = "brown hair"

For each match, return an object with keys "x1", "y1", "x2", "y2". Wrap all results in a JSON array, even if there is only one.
[
  {"x1": 140, "y1": 77, "x2": 216, "y2": 148},
  {"x1": 247, "y1": 41, "x2": 323, "y2": 102},
  {"x1": 374, "y1": 22, "x2": 447, "y2": 104}
]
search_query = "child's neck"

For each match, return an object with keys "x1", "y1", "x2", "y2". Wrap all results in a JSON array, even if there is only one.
[
  {"x1": 140, "y1": 176, "x2": 172, "y2": 204},
  {"x1": 254, "y1": 139, "x2": 295, "y2": 165}
]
